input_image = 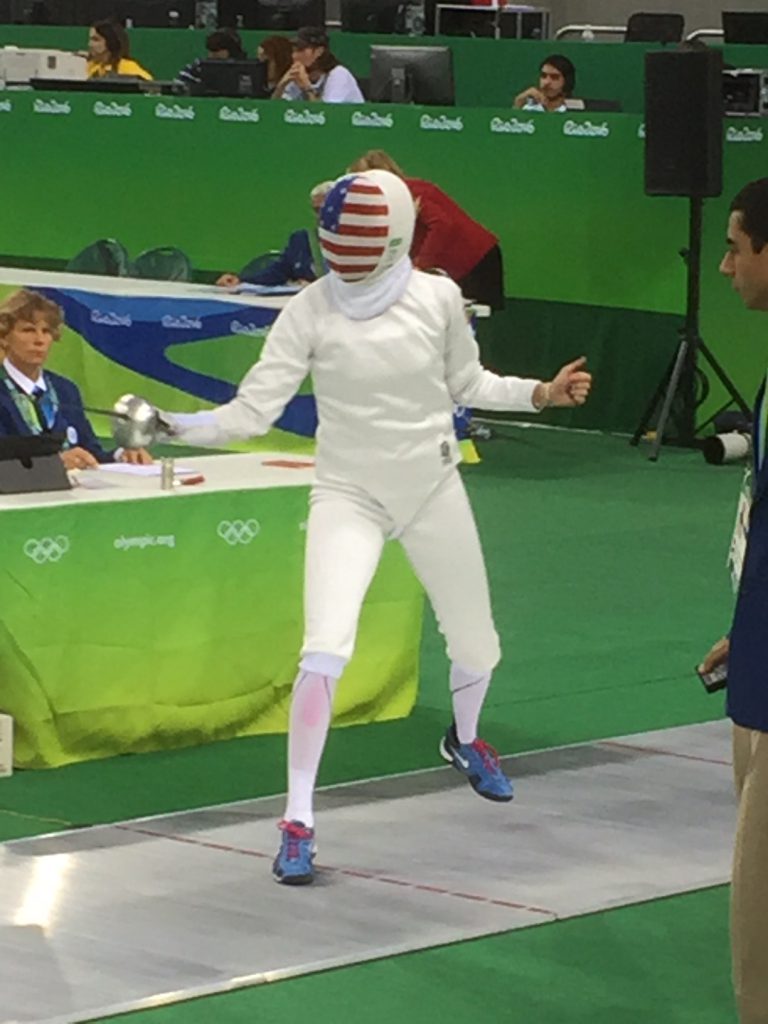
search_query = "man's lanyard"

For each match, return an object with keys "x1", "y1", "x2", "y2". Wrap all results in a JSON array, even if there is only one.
[
  {"x1": 757, "y1": 373, "x2": 768, "y2": 476},
  {"x1": 728, "y1": 375, "x2": 767, "y2": 590}
]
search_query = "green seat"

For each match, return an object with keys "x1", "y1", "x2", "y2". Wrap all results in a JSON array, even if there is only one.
[
  {"x1": 238, "y1": 251, "x2": 282, "y2": 281},
  {"x1": 131, "y1": 246, "x2": 192, "y2": 282},
  {"x1": 66, "y1": 238, "x2": 130, "y2": 276}
]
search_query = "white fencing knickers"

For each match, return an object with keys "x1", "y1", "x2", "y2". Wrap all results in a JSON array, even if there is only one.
[{"x1": 301, "y1": 468, "x2": 501, "y2": 674}]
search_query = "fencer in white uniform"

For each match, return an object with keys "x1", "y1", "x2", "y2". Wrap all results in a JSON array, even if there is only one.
[{"x1": 166, "y1": 170, "x2": 592, "y2": 884}]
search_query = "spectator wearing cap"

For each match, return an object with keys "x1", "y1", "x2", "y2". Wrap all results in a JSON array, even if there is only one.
[
  {"x1": 513, "y1": 54, "x2": 576, "y2": 112},
  {"x1": 272, "y1": 27, "x2": 363, "y2": 103}
]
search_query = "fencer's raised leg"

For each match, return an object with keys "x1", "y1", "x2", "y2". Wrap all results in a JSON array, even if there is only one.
[
  {"x1": 449, "y1": 663, "x2": 492, "y2": 744},
  {"x1": 398, "y1": 471, "x2": 513, "y2": 802}
]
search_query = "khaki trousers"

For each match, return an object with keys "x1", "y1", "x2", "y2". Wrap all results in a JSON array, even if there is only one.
[{"x1": 732, "y1": 723, "x2": 768, "y2": 1024}]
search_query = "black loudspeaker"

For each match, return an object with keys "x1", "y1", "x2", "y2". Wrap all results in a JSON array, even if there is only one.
[{"x1": 644, "y1": 50, "x2": 723, "y2": 197}]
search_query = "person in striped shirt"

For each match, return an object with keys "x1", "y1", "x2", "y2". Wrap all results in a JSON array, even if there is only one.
[{"x1": 163, "y1": 170, "x2": 592, "y2": 885}]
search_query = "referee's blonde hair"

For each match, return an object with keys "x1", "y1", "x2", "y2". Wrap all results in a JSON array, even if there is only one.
[{"x1": 0, "y1": 289, "x2": 63, "y2": 345}]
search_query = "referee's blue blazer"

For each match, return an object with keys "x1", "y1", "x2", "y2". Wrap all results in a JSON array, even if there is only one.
[{"x1": 0, "y1": 370, "x2": 113, "y2": 463}]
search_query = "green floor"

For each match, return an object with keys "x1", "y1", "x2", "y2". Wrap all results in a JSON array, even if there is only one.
[{"x1": 0, "y1": 427, "x2": 742, "y2": 1022}]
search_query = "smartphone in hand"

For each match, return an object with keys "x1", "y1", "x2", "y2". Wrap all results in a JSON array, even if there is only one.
[{"x1": 696, "y1": 662, "x2": 728, "y2": 694}]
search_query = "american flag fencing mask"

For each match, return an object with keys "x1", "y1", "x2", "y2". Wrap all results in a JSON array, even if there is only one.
[{"x1": 318, "y1": 170, "x2": 415, "y2": 284}]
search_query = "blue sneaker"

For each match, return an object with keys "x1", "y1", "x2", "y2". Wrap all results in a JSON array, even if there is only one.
[
  {"x1": 273, "y1": 819, "x2": 316, "y2": 885},
  {"x1": 439, "y1": 726, "x2": 514, "y2": 802}
]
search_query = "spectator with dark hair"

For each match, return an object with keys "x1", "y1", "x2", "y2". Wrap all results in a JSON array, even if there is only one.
[
  {"x1": 257, "y1": 35, "x2": 293, "y2": 94},
  {"x1": 86, "y1": 20, "x2": 152, "y2": 79},
  {"x1": 514, "y1": 53, "x2": 576, "y2": 112},
  {"x1": 175, "y1": 28, "x2": 247, "y2": 88},
  {"x1": 273, "y1": 27, "x2": 363, "y2": 103},
  {"x1": 349, "y1": 149, "x2": 504, "y2": 309},
  {"x1": 208, "y1": 28, "x2": 247, "y2": 60}
]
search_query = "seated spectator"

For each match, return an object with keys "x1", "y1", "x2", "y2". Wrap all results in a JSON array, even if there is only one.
[
  {"x1": 217, "y1": 180, "x2": 334, "y2": 288},
  {"x1": 272, "y1": 27, "x2": 363, "y2": 104},
  {"x1": 176, "y1": 28, "x2": 247, "y2": 88},
  {"x1": 87, "y1": 20, "x2": 152, "y2": 80},
  {"x1": 513, "y1": 54, "x2": 576, "y2": 112},
  {"x1": 257, "y1": 35, "x2": 294, "y2": 95},
  {"x1": 0, "y1": 290, "x2": 151, "y2": 470},
  {"x1": 349, "y1": 150, "x2": 504, "y2": 309}
]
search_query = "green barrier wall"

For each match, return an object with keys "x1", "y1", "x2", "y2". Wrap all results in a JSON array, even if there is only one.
[
  {"x1": 1, "y1": 87, "x2": 767, "y2": 431},
  {"x1": 0, "y1": 99, "x2": 686, "y2": 303}
]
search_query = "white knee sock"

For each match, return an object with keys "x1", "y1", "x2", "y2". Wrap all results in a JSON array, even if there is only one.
[
  {"x1": 283, "y1": 670, "x2": 339, "y2": 829},
  {"x1": 450, "y1": 663, "x2": 492, "y2": 745}
]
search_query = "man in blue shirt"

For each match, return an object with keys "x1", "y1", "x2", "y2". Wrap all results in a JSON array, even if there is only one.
[{"x1": 701, "y1": 177, "x2": 768, "y2": 1024}]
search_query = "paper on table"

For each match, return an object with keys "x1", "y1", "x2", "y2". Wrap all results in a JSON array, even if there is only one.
[
  {"x1": 229, "y1": 283, "x2": 301, "y2": 296},
  {"x1": 97, "y1": 464, "x2": 198, "y2": 477}
]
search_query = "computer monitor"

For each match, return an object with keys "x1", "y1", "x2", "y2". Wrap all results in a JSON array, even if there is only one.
[
  {"x1": 341, "y1": 0, "x2": 405, "y2": 33},
  {"x1": 435, "y1": 4, "x2": 547, "y2": 39},
  {"x1": 195, "y1": 58, "x2": 270, "y2": 97},
  {"x1": 624, "y1": 12, "x2": 684, "y2": 43},
  {"x1": 722, "y1": 11, "x2": 768, "y2": 43},
  {"x1": 436, "y1": 5, "x2": 495, "y2": 37},
  {"x1": 498, "y1": 6, "x2": 548, "y2": 38},
  {"x1": 369, "y1": 45, "x2": 454, "y2": 105},
  {"x1": 217, "y1": 0, "x2": 324, "y2": 29}
]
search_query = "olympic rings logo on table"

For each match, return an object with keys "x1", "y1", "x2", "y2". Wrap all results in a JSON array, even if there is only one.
[
  {"x1": 217, "y1": 520, "x2": 261, "y2": 546},
  {"x1": 23, "y1": 536, "x2": 70, "y2": 564}
]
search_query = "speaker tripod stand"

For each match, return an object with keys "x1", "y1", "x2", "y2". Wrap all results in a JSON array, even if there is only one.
[{"x1": 631, "y1": 196, "x2": 751, "y2": 461}]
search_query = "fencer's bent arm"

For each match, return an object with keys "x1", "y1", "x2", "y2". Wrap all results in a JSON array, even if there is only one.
[
  {"x1": 167, "y1": 304, "x2": 312, "y2": 446},
  {"x1": 443, "y1": 287, "x2": 540, "y2": 412}
]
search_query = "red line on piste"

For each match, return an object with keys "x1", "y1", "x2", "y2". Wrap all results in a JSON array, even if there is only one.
[
  {"x1": 599, "y1": 740, "x2": 732, "y2": 767},
  {"x1": 118, "y1": 824, "x2": 556, "y2": 919}
]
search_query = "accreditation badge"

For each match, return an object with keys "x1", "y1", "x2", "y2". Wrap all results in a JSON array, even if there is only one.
[
  {"x1": 66, "y1": 425, "x2": 78, "y2": 447},
  {"x1": 728, "y1": 467, "x2": 752, "y2": 592}
]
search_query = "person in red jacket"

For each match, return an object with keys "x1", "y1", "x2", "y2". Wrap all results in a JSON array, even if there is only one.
[{"x1": 349, "y1": 149, "x2": 504, "y2": 309}]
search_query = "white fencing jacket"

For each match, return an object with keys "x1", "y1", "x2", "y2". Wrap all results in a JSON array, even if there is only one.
[{"x1": 171, "y1": 270, "x2": 541, "y2": 525}]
